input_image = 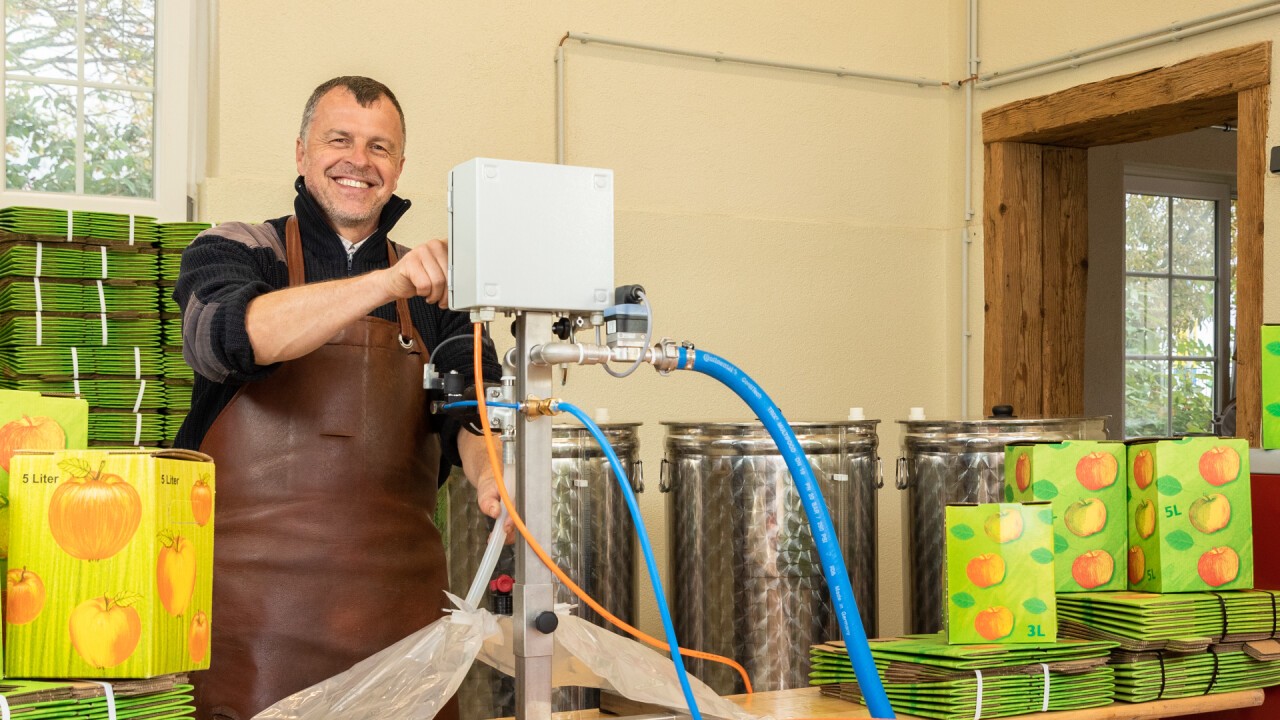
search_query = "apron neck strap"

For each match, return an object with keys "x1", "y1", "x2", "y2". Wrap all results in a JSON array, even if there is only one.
[
  {"x1": 385, "y1": 241, "x2": 423, "y2": 353},
  {"x1": 285, "y1": 216, "x2": 305, "y2": 287}
]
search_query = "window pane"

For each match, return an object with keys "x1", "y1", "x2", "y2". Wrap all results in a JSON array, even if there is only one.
[
  {"x1": 1126, "y1": 359, "x2": 1169, "y2": 437},
  {"x1": 84, "y1": 0, "x2": 155, "y2": 87},
  {"x1": 1171, "y1": 279, "x2": 1215, "y2": 358},
  {"x1": 1126, "y1": 193, "x2": 1169, "y2": 273},
  {"x1": 1170, "y1": 360, "x2": 1214, "y2": 435},
  {"x1": 1172, "y1": 197, "x2": 1215, "y2": 276},
  {"x1": 5, "y1": 80, "x2": 76, "y2": 192},
  {"x1": 5, "y1": 0, "x2": 77, "y2": 81},
  {"x1": 1125, "y1": 276, "x2": 1168, "y2": 356},
  {"x1": 83, "y1": 88, "x2": 153, "y2": 197}
]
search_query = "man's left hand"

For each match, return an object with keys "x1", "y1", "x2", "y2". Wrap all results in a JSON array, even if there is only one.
[{"x1": 459, "y1": 432, "x2": 515, "y2": 544}]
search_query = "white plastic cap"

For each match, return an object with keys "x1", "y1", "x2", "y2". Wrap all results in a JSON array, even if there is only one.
[
  {"x1": 594, "y1": 407, "x2": 611, "y2": 424},
  {"x1": 848, "y1": 407, "x2": 865, "y2": 421},
  {"x1": 908, "y1": 407, "x2": 926, "y2": 421}
]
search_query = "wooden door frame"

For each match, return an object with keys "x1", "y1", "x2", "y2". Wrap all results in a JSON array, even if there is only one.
[{"x1": 982, "y1": 42, "x2": 1270, "y2": 444}]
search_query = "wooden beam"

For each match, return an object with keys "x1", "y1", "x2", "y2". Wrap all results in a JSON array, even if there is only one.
[
  {"x1": 1040, "y1": 147, "x2": 1088, "y2": 416},
  {"x1": 1237, "y1": 84, "x2": 1267, "y2": 446},
  {"x1": 984, "y1": 142, "x2": 1044, "y2": 416},
  {"x1": 983, "y1": 43, "x2": 1270, "y2": 146}
]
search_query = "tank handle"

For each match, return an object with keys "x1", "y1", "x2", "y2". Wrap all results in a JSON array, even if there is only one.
[
  {"x1": 895, "y1": 456, "x2": 910, "y2": 490},
  {"x1": 876, "y1": 458, "x2": 884, "y2": 489},
  {"x1": 633, "y1": 459, "x2": 645, "y2": 493},
  {"x1": 659, "y1": 457, "x2": 671, "y2": 493}
]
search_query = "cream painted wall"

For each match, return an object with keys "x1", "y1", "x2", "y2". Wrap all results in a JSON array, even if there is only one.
[
  {"x1": 202, "y1": 0, "x2": 1280, "y2": 649},
  {"x1": 204, "y1": 1, "x2": 958, "y2": 641}
]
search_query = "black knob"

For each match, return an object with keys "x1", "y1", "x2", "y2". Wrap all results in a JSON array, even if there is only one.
[
  {"x1": 552, "y1": 317, "x2": 573, "y2": 340},
  {"x1": 990, "y1": 405, "x2": 1015, "y2": 418},
  {"x1": 534, "y1": 611, "x2": 559, "y2": 634}
]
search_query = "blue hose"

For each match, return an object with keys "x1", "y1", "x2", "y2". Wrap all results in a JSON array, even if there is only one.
[
  {"x1": 677, "y1": 347, "x2": 895, "y2": 718},
  {"x1": 555, "y1": 402, "x2": 703, "y2": 720},
  {"x1": 444, "y1": 399, "x2": 704, "y2": 720},
  {"x1": 443, "y1": 401, "x2": 521, "y2": 410}
]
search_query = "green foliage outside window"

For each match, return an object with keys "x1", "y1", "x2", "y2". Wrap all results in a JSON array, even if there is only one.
[
  {"x1": 4, "y1": 0, "x2": 155, "y2": 198},
  {"x1": 1124, "y1": 191, "x2": 1235, "y2": 438}
]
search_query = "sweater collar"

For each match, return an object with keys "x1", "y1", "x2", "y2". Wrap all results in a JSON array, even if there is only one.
[{"x1": 292, "y1": 175, "x2": 412, "y2": 253}]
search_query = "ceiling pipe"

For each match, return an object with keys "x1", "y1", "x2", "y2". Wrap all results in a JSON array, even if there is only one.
[
  {"x1": 978, "y1": 1, "x2": 1280, "y2": 89},
  {"x1": 563, "y1": 32, "x2": 953, "y2": 88}
]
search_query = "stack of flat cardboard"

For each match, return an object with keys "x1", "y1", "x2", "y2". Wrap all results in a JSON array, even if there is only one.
[{"x1": 810, "y1": 633, "x2": 1116, "y2": 719}]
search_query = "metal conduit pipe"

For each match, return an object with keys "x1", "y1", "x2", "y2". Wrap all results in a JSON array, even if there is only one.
[
  {"x1": 978, "y1": 1, "x2": 1280, "y2": 88},
  {"x1": 556, "y1": 42, "x2": 566, "y2": 164},
  {"x1": 563, "y1": 32, "x2": 954, "y2": 88},
  {"x1": 960, "y1": 0, "x2": 978, "y2": 418}
]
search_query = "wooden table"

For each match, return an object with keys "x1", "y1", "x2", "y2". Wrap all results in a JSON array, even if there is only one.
[
  {"x1": 588, "y1": 687, "x2": 1265, "y2": 720},
  {"x1": 733, "y1": 687, "x2": 1263, "y2": 719}
]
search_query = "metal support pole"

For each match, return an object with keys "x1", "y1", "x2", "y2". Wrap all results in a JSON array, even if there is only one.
[{"x1": 515, "y1": 312, "x2": 555, "y2": 720}]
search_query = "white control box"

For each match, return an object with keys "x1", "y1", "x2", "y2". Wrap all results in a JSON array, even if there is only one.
[{"x1": 448, "y1": 158, "x2": 614, "y2": 313}]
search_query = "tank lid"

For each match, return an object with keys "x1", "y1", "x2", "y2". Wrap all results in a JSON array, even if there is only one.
[
  {"x1": 897, "y1": 416, "x2": 1108, "y2": 429},
  {"x1": 662, "y1": 419, "x2": 880, "y2": 428}
]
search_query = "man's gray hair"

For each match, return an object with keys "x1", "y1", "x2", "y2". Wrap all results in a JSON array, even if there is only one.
[{"x1": 299, "y1": 76, "x2": 406, "y2": 146}]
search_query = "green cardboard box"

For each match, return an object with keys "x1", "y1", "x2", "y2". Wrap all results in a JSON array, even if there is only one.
[
  {"x1": 945, "y1": 502, "x2": 1057, "y2": 644},
  {"x1": 6, "y1": 448, "x2": 214, "y2": 678},
  {"x1": 1264, "y1": 324, "x2": 1280, "y2": 449},
  {"x1": 1126, "y1": 437, "x2": 1252, "y2": 592},
  {"x1": 0, "y1": 390, "x2": 89, "y2": 575},
  {"x1": 1005, "y1": 440, "x2": 1127, "y2": 592}
]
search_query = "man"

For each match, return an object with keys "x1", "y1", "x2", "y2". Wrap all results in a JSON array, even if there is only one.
[{"x1": 175, "y1": 76, "x2": 507, "y2": 720}]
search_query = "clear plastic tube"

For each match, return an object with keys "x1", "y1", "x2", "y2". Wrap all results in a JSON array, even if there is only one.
[{"x1": 464, "y1": 503, "x2": 510, "y2": 609}]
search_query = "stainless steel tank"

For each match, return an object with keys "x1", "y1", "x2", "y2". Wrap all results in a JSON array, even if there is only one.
[
  {"x1": 897, "y1": 411, "x2": 1108, "y2": 635},
  {"x1": 445, "y1": 422, "x2": 642, "y2": 720},
  {"x1": 661, "y1": 420, "x2": 881, "y2": 695}
]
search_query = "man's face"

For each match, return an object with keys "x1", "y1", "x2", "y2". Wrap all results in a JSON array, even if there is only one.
[{"x1": 296, "y1": 88, "x2": 406, "y2": 238}]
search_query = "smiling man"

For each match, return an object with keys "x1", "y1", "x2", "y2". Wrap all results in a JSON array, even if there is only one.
[{"x1": 174, "y1": 77, "x2": 505, "y2": 720}]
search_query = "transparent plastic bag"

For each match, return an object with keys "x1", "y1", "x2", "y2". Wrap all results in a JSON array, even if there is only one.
[
  {"x1": 254, "y1": 595, "x2": 764, "y2": 720},
  {"x1": 253, "y1": 593, "x2": 497, "y2": 720},
  {"x1": 475, "y1": 608, "x2": 763, "y2": 720}
]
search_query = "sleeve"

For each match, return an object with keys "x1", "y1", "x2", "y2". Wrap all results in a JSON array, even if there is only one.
[
  {"x1": 174, "y1": 230, "x2": 285, "y2": 384},
  {"x1": 428, "y1": 308, "x2": 504, "y2": 472}
]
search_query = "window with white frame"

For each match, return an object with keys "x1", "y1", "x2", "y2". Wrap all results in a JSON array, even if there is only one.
[
  {"x1": 1123, "y1": 175, "x2": 1237, "y2": 438},
  {"x1": 2, "y1": 0, "x2": 193, "y2": 219}
]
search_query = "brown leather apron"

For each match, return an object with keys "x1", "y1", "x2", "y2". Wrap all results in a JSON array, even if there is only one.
[{"x1": 193, "y1": 217, "x2": 455, "y2": 720}]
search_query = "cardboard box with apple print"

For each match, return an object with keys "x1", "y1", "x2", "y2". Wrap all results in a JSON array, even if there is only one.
[
  {"x1": 0, "y1": 390, "x2": 89, "y2": 575},
  {"x1": 1004, "y1": 440, "x2": 1127, "y2": 593},
  {"x1": 945, "y1": 502, "x2": 1057, "y2": 645},
  {"x1": 5, "y1": 448, "x2": 214, "y2": 678},
  {"x1": 1263, "y1": 324, "x2": 1280, "y2": 449},
  {"x1": 1126, "y1": 437, "x2": 1252, "y2": 593}
]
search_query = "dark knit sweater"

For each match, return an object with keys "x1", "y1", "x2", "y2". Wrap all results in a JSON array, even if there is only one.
[{"x1": 172, "y1": 176, "x2": 501, "y2": 472}]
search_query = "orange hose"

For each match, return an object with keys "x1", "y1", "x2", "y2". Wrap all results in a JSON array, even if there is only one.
[{"x1": 471, "y1": 323, "x2": 754, "y2": 693}]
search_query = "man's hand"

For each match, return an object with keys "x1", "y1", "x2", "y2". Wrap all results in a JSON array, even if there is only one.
[
  {"x1": 459, "y1": 432, "x2": 515, "y2": 544},
  {"x1": 382, "y1": 239, "x2": 449, "y2": 307},
  {"x1": 245, "y1": 240, "x2": 450, "y2": 365}
]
